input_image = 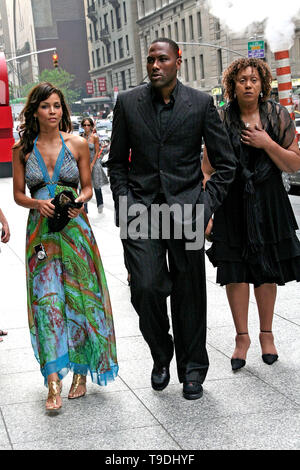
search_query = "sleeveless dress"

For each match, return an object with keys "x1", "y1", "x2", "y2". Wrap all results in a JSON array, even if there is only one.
[
  {"x1": 87, "y1": 140, "x2": 108, "y2": 189},
  {"x1": 25, "y1": 133, "x2": 118, "y2": 385},
  {"x1": 206, "y1": 100, "x2": 300, "y2": 288}
]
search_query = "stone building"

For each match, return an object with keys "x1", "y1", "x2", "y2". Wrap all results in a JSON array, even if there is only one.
[
  {"x1": 0, "y1": 0, "x2": 90, "y2": 99},
  {"x1": 84, "y1": 0, "x2": 143, "y2": 114},
  {"x1": 136, "y1": 0, "x2": 300, "y2": 105}
]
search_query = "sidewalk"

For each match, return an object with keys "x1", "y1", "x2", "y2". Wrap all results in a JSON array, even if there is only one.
[{"x1": 0, "y1": 177, "x2": 300, "y2": 451}]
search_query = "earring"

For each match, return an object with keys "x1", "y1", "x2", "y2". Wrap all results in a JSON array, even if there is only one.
[
  {"x1": 260, "y1": 91, "x2": 263, "y2": 98},
  {"x1": 234, "y1": 92, "x2": 237, "y2": 99},
  {"x1": 33, "y1": 116, "x2": 38, "y2": 132}
]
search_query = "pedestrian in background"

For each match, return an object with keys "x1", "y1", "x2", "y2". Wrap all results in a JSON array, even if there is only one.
[
  {"x1": 12, "y1": 82, "x2": 118, "y2": 411},
  {"x1": 203, "y1": 58, "x2": 300, "y2": 371},
  {"x1": 81, "y1": 117, "x2": 108, "y2": 214},
  {"x1": 0, "y1": 207, "x2": 10, "y2": 342},
  {"x1": 108, "y1": 38, "x2": 237, "y2": 400}
]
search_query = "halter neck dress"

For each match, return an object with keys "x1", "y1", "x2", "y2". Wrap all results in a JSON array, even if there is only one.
[
  {"x1": 84, "y1": 135, "x2": 108, "y2": 189},
  {"x1": 25, "y1": 133, "x2": 118, "y2": 385}
]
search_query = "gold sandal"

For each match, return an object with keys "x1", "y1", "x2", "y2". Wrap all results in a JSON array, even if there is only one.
[
  {"x1": 68, "y1": 374, "x2": 87, "y2": 400},
  {"x1": 46, "y1": 380, "x2": 62, "y2": 411}
]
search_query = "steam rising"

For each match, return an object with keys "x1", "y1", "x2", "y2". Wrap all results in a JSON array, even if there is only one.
[{"x1": 205, "y1": 0, "x2": 300, "y2": 52}]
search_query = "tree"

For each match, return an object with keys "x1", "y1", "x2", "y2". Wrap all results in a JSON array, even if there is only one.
[{"x1": 20, "y1": 68, "x2": 80, "y2": 106}]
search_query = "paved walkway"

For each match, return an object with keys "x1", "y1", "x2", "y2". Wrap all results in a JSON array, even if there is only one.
[{"x1": 0, "y1": 177, "x2": 300, "y2": 450}]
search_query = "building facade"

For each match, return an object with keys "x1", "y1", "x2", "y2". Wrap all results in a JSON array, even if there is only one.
[
  {"x1": 0, "y1": 0, "x2": 90, "y2": 100},
  {"x1": 84, "y1": 0, "x2": 143, "y2": 114},
  {"x1": 32, "y1": 0, "x2": 90, "y2": 91},
  {"x1": 136, "y1": 0, "x2": 300, "y2": 106},
  {"x1": 0, "y1": 0, "x2": 39, "y2": 97}
]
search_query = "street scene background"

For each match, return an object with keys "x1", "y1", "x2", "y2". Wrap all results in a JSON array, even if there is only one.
[{"x1": 0, "y1": 0, "x2": 300, "y2": 452}]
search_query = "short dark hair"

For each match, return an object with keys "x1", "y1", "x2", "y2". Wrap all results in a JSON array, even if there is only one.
[{"x1": 150, "y1": 38, "x2": 180, "y2": 58}]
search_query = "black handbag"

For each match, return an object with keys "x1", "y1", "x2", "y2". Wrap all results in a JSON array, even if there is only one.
[{"x1": 48, "y1": 190, "x2": 83, "y2": 232}]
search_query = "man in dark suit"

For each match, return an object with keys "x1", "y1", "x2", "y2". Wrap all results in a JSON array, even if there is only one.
[{"x1": 107, "y1": 38, "x2": 237, "y2": 400}]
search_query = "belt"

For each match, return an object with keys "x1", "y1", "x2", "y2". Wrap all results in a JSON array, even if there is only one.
[{"x1": 30, "y1": 180, "x2": 78, "y2": 196}]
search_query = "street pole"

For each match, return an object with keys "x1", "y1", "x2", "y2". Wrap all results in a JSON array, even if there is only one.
[
  {"x1": 177, "y1": 42, "x2": 247, "y2": 58},
  {"x1": 5, "y1": 48, "x2": 57, "y2": 63}
]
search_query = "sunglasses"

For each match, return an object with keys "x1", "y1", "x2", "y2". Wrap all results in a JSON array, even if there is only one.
[{"x1": 83, "y1": 124, "x2": 91, "y2": 127}]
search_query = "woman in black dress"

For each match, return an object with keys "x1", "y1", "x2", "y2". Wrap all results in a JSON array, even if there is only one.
[{"x1": 202, "y1": 58, "x2": 300, "y2": 371}]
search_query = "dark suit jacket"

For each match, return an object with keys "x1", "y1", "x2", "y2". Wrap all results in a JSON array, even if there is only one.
[{"x1": 107, "y1": 80, "x2": 237, "y2": 230}]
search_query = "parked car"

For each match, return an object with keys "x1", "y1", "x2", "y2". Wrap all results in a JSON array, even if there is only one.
[
  {"x1": 282, "y1": 123, "x2": 300, "y2": 193},
  {"x1": 96, "y1": 119, "x2": 112, "y2": 140}
]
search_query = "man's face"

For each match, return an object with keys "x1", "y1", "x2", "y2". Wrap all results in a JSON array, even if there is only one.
[{"x1": 147, "y1": 42, "x2": 181, "y2": 89}]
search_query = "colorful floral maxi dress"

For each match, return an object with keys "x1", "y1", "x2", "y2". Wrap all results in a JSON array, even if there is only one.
[{"x1": 25, "y1": 133, "x2": 118, "y2": 385}]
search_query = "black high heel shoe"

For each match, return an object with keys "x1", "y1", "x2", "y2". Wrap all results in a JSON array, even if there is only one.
[
  {"x1": 260, "y1": 330, "x2": 278, "y2": 365},
  {"x1": 231, "y1": 332, "x2": 250, "y2": 371}
]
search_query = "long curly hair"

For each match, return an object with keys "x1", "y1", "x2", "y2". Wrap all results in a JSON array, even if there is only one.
[
  {"x1": 222, "y1": 58, "x2": 272, "y2": 102},
  {"x1": 15, "y1": 82, "x2": 72, "y2": 161}
]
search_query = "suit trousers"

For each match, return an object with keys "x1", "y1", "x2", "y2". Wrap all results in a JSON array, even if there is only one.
[{"x1": 121, "y1": 201, "x2": 209, "y2": 384}]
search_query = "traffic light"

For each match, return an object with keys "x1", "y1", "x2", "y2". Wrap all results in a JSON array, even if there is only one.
[{"x1": 52, "y1": 52, "x2": 59, "y2": 68}]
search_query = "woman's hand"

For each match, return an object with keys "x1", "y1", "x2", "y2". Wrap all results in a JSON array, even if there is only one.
[
  {"x1": 68, "y1": 195, "x2": 85, "y2": 218},
  {"x1": 68, "y1": 206, "x2": 84, "y2": 218},
  {"x1": 1, "y1": 223, "x2": 10, "y2": 243},
  {"x1": 37, "y1": 199, "x2": 55, "y2": 218},
  {"x1": 241, "y1": 125, "x2": 272, "y2": 149}
]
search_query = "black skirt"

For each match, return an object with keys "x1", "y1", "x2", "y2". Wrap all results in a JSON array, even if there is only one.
[{"x1": 206, "y1": 172, "x2": 300, "y2": 287}]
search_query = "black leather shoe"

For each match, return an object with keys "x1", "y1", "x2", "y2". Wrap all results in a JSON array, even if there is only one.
[
  {"x1": 182, "y1": 381, "x2": 203, "y2": 400},
  {"x1": 151, "y1": 365, "x2": 170, "y2": 391},
  {"x1": 262, "y1": 354, "x2": 278, "y2": 365},
  {"x1": 231, "y1": 358, "x2": 246, "y2": 371}
]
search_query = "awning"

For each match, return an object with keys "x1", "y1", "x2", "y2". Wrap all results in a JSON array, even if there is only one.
[{"x1": 82, "y1": 97, "x2": 113, "y2": 104}]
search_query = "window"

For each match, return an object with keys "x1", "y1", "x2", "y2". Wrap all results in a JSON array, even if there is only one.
[
  {"x1": 92, "y1": 51, "x2": 95, "y2": 68},
  {"x1": 192, "y1": 56, "x2": 196, "y2": 81},
  {"x1": 93, "y1": 21, "x2": 98, "y2": 41},
  {"x1": 200, "y1": 54, "x2": 205, "y2": 79},
  {"x1": 217, "y1": 49, "x2": 223, "y2": 77},
  {"x1": 118, "y1": 37, "x2": 124, "y2": 59},
  {"x1": 168, "y1": 25, "x2": 171, "y2": 38},
  {"x1": 174, "y1": 22, "x2": 179, "y2": 41},
  {"x1": 126, "y1": 35, "x2": 130, "y2": 55},
  {"x1": 197, "y1": 11, "x2": 202, "y2": 38},
  {"x1": 121, "y1": 70, "x2": 126, "y2": 90},
  {"x1": 123, "y1": 2, "x2": 127, "y2": 23},
  {"x1": 110, "y1": 10, "x2": 114, "y2": 30},
  {"x1": 189, "y1": 15, "x2": 194, "y2": 41},
  {"x1": 181, "y1": 19, "x2": 186, "y2": 42},
  {"x1": 184, "y1": 59, "x2": 189, "y2": 82},
  {"x1": 96, "y1": 48, "x2": 101, "y2": 67},
  {"x1": 128, "y1": 68, "x2": 132, "y2": 86},
  {"x1": 102, "y1": 46, "x2": 106, "y2": 64},
  {"x1": 113, "y1": 41, "x2": 117, "y2": 60},
  {"x1": 215, "y1": 19, "x2": 221, "y2": 40},
  {"x1": 104, "y1": 13, "x2": 108, "y2": 29},
  {"x1": 106, "y1": 44, "x2": 112, "y2": 63},
  {"x1": 89, "y1": 24, "x2": 93, "y2": 42},
  {"x1": 116, "y1": 5, "x2": 121, "y2": 28}
]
